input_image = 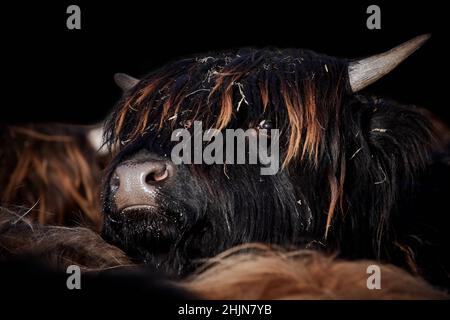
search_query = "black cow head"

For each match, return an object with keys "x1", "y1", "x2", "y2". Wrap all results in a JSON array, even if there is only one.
[{"x1": 101, "y1": 36, "x2": 440, "y2": 278}]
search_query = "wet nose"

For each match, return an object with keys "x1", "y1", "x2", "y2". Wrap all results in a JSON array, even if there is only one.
[{"x1": 110, "y1": 160, "x2": 174, "y2": 211}]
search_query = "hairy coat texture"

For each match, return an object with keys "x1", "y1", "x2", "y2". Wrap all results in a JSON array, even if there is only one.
[
  {"x1": 0, "y1": 124, "x2": 107, "y2": 230},
  {"x1": 99, "y1": 48, "x2": 449, "y2": 287},
  {"x1": 0, "y1": 207, "x2": 129, "y2": 270},
  {"x1": 0, "y1": 207, "x2": 194, "y2": 299},
  {"x1": 0, "y1": 211, "x2": 446, "y2": 300},
  {"x1": 183, "y1": 244, "x2": 449, "y2": 300}
]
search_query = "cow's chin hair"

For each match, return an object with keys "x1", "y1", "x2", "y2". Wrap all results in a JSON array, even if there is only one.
[{"x1": 102, "y1": 202, "x2": 184, "y2": 264}]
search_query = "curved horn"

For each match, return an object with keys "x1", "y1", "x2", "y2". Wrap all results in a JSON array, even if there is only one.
[
  {"x1": 349, "y1": 34, "x2": 430, "y2": 92},
  {"x1": 114, "y1": 73, "x2": 140, "y2": 92}
]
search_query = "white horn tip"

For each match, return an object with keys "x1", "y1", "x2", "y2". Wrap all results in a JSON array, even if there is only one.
[{"x1": 349, "y1": 34, "x2": 431, "y2": 92}]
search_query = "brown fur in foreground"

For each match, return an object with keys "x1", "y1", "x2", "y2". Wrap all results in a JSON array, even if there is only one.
[
  {"x1": 0, "y1": 124, "x2": 108, "y2": 230},
  {"x1": 1, "y1": 207, "x2": 447, "y2": 299},
  {"x1": 183, "y1": 244, "x2": 449, "y2": 300},
  {"x1": 0, "y1": 207, "x2": 130, "y2": 270}
]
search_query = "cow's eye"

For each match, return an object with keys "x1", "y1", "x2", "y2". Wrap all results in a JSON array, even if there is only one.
[{"x1": 257, "y1": 119, "x2": 273, "y2": 130}]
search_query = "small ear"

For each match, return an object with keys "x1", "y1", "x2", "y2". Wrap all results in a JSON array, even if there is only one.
[{"x1": 114, "y1": 73, "x2": 140, "y2": 92}]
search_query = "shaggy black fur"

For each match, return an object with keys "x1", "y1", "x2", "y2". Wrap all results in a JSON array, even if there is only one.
[{"x1": 101, "y1": 47, "x2": 449, "y2": 289}]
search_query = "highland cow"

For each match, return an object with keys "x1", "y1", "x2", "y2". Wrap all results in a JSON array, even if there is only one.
[
  {"x1": 103, "y1": 36, "x2": 449, "y2": 286},
  {"x1": 100, "y1": 35, "x2": 449, "y2": 289}
]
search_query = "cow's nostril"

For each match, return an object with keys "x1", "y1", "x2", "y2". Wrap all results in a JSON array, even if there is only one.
[
  {"x1": 145, "y1": 165, "x2": 169, "y2": 184},
  {"x1": 110, "y1": 158, "x2": 175, "y2": 211}
]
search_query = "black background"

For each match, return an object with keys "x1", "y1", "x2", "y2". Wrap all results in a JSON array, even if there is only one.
[
  {"x1": 3, "y1": 1, "x2": 448, "y2": 127},
  {"x1": 1, "y1": 0, "x2": 450, "y2": 310}
]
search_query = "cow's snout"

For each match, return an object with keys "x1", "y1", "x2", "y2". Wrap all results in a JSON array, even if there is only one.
[{"x1": 110, "y1": 159, "x2": 175, "y2": 211}]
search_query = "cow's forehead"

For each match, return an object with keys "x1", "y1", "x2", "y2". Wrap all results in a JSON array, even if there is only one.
[{"x1": 106, "y1": 47, "x2": 350, "y2": 168}]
